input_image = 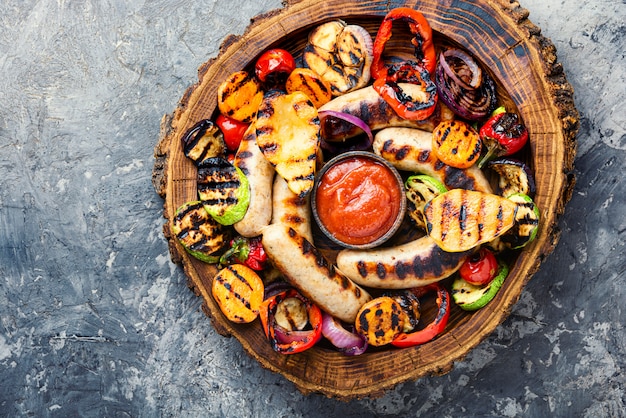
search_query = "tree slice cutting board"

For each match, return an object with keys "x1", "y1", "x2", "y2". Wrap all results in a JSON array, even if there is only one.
[{"x1": 152, "y1": 0, "x2": 578, "y2": 400}]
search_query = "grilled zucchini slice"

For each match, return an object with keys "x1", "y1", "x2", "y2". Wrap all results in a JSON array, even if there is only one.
[
  {"x1": 502, "y1": 193, "x2": 540, "y2": 249},
  {"x1": 452, "y1": 260, "x2": 509, "y2": 311},
  {"x1": 405, "y1": 174, "x2": 448, "y2": 230},
  {"x1": 424, "y1": 189, "x2": 518, "y2": 252},
  {"x1": 197, "y1": 157, "x2": 250, "y2": 225},
  {"x1": 171, "y1": 201, "x2": 229, "y2": 263}
]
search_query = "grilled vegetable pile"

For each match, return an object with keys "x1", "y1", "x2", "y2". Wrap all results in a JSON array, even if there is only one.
[{"x1": 171, "y1": 8, "x2": 540, "y2": 355}]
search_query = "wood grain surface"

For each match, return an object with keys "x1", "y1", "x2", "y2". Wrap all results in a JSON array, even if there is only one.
[{"x1": 152, "y1": 0, "x2": 578, "y2": 399}]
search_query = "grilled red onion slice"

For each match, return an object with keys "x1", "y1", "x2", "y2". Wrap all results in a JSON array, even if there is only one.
[
  {"x1": 318, "y1": 110, "x2": 374, "y2": 152},
  {"x1": 273, "y1": 324, "x2": 313, "y2": 345},
  {"x1": 321, "y1": 312, "x2": 368, "y2": 355},
  {"x1": 439, "y1": 49, "x2": 482, "y2": 90},
  {"x1": 263, "y1": 281, "x2": 294, "y2": 299},
  {"x1": 436, "y1": 49, "x2": 497, "y2": 120}
]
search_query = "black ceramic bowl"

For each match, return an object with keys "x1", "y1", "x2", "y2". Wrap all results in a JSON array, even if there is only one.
[{"x1": 311, "y1": 151, "x2": 407, "y2": 250}]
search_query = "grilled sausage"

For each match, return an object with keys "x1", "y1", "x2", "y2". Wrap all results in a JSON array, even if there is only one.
[
  {"x1": 261, "y1": 223, "x2": 371, "y2": 323},
  {"x1": 335, "y1": 235, "x2": 469, "y2": 289},
  {"x1": 318, "y1": 86, "x2": 455, "y2": 141},
  {"x1": 233, "y1": 125, "x2": 275, "y2": 237},
  {"x1": 270, "y1": 175, "x2": 313, "y2": 243},
  {"x1": 373, "y1": 127, "x2": 493, "y2": 193}
]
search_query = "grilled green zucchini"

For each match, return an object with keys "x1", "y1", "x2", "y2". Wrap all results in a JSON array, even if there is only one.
[
  {"x1": 502, "y1": 193, "x2": 540, "y2": 249},
  {"x1": 405, "y1": 174, "x2": 447, "y2": 230},
  {"x1": 197, "y1": 157, "x2": 250, "y2": 225},
  {"x1": 171, "y1": 201, "x2": 229, "y2": 263},
  {"x1": 451, "y1": 260, "x2": 509, "y2": 311}
]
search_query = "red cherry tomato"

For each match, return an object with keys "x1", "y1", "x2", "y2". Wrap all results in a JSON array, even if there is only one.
[
  {"x1": 215, "y1": 114, "x2": 249, "y2": 152},
  {"x1": 459, "y1": 248, "x2": 498, "y2": 286},
  {"x1": 255, "y1": 48, "x2": 296, "y2": 86}
]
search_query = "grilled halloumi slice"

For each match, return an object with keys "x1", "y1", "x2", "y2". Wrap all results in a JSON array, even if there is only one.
[
  {"x1": 255, "y1": 90, "x2": 320, "y2": 197},
  {"x1": 424, "y1": 189, "x2": 518, "y2": 252}
]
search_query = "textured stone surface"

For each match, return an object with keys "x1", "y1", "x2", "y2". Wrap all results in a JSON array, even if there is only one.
[{"x1": 0, "y1": 0, "x2": 624, "y2": 416}]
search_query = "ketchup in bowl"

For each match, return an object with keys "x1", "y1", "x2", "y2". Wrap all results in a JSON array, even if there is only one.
[{"x1": 312, "y1": 151, "x2": 406, "y2": 249}]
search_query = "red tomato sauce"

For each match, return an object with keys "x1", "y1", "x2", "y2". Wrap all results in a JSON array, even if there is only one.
[{"x1": 315, "y1": 156, "x2": 402, "y2": 246}]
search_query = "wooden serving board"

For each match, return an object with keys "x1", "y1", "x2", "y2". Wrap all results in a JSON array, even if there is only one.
[{"x1": 152, "y1": 0, "x2": 578, "y2": 400}]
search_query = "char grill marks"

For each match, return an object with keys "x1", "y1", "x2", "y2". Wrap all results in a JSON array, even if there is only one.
[{"x1": 197, "y1": 157, "x2": 242, "y2": 212}]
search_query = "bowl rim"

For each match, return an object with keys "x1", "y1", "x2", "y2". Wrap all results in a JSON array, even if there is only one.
[{"x1": 311, "y1": 150, "x2": 407, "y2": 250}]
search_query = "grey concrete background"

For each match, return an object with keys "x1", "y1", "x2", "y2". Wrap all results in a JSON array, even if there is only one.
[{"x1": 0, "y1": 0, "x2": 624, "y2": 417}]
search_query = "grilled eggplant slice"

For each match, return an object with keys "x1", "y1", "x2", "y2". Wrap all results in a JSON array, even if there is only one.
[
  {"x1": 171, "y1": 200, "x2": 229, "y2": 263},
  {"x1": 255, "y1": 90, "x2": 320, "y2": 197},
  {"x1": 487, "y1": 157, "x2": 536, "y2": 198},
  {"x1": 424, "y1": 189, "x2": 518, "y2": 252},
  {"x1": 405, "y1": 174, "x2": 448, "y2": 230},
  {"x1": 181, "y1": 119, "x2": 226, "y2": 165},
  {"x1": 197, "y1": 157, "x2": 250, "y2": 225}
]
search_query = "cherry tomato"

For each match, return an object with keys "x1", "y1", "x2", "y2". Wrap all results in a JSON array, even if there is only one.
[
  {"x1": 215, "y1": 114, "x2": 249, "y2": 152},
  {"x1": 255, "y1": 48, "x2": 296, "y2": 86},
  {"x1": 459, "y1": 248, "x2": 498, "y2": 286}
]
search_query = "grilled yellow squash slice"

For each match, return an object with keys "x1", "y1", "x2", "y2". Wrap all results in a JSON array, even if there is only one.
[
  {"x1": 255, "y1": 90, "x2": 320, "y2": 197},
  {"x1": 424, "y1": 189, "x2": 518, "y2": 252}
]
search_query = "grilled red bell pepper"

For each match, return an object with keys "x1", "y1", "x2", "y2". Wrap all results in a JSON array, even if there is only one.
[
  {"x1": 478, "y1": 112, "x2": 529, "y2": 168},
  {"x1": 371, "y1": 8, "x2": 437, "y2": 79},
  {"x1": 372, "y1": 61, "x2": 438, "y2": 121},
  {"x1": 219, "y1": 235, "x2": 267, "y2": 271},
  {"x1": 259, "y1": 289, "x2": 323, "y2": 354},
  {"x1": 391, "y1": 283, "x2": 450, "y2": 348}
]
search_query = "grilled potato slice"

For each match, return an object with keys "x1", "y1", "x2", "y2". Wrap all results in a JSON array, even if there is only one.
[
  {"x1": 432, "y1": 120, "x2": 482, "y2": 169},
  {"x1": 424, "y1": 189, "x2": 518, "y2": 252},
  {"x1": 217, "y1": 70, "x2": 263, "y2": 123},
  {"x1": 197, "y1": 157, "x2": 250, "y2": 225},
  {"x1": 303, "y1": 20, "x2": 373, "y2": 96},
  {"x1": 285, "y1": 67, "x2": 332, "y2": 108},
  {"x1": 171, "y1": 201, "x2": 229, "y2": 263},
  {"x1": 255, "y1": 90, "x2": 320, "y2": 197},
  {"x1": 355, "y1": 297, "x2": 405, "y2": 347},
  {"x1": 212, "y1": 264, "x2": 264, "y2": 323}
]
